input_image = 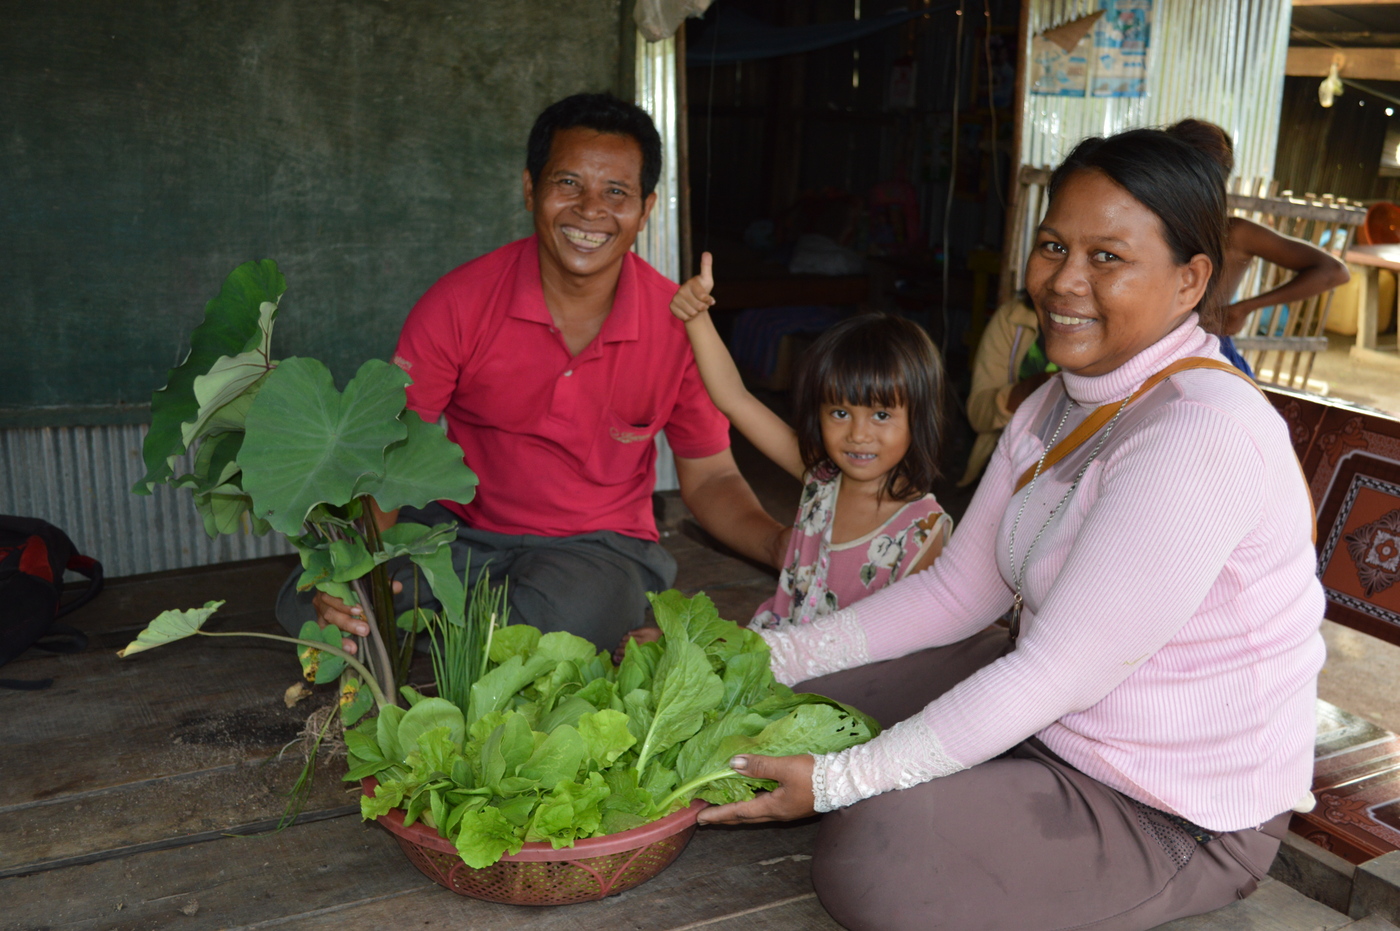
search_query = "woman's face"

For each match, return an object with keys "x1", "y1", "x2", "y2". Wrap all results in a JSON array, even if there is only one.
[{"x1": 1025, "y1": 168, "x2": 1211, "y2": 378}]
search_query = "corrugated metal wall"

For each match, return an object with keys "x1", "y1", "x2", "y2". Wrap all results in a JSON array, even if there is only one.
[
  {"x1": 0, "y1": 425, "x2": 294, "y2": 578},
  {"x1": 636, "y1": 31, "x2": 683, "y2": 494},
  {"x1": 1022, "y1": 0, "x2": 1290, "y2": 175},
  {"x1": 635, "y1": 32, "x2": 682, "y2": 283},
  {"x1": 1006, "y1": 0, "x2": 1292, "y2": 299}
]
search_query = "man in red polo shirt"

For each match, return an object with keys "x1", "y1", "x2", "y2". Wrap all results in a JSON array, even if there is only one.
[{"x1": 288, "y1": 93, "x2": 787, "y2": 651}]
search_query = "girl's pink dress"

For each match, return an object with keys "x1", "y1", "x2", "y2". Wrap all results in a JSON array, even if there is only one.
[{"x1": 751, "y1": 464, "x2": 951, "y2": 629}]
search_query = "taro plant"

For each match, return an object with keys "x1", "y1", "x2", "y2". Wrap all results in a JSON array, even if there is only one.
[{"x1": 131, "y1": 259, "x2": 480, "y2": 704}]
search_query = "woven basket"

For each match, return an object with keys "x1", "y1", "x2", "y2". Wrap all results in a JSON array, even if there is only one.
[{"x1": 363, "y1": 778, "x2": 706, "y2": 905}]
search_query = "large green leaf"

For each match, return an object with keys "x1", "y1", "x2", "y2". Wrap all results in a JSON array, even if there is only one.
[
  {"x1": 378, "y1": 522, "x2": 458, "y2": 560},
  {"x1": 518, "y1": 724, "x2": 587, "y2": 788},
  {"x1": 524, "y1": 773, "x2": 609, "y2": 847},
  {"x1": 176, "y1": 429, "x2": 243, "y2": 495},
  {"x1": 135, "y1": 260, "x2": 285, "y2": 494},
  {"x1": 117, "y1": 601, "x2": 225, "y2": 657},
  {"x1": 397, "y1": 698, "x2": 466, "y2": 758},
  {"x1": 409, "y1": 543, "x2": 467, "y2": 627},
  {"x1": 355, "y1": 410, "x2": 478, "y2": 512},
  {"x1": 239, "y1": 358, "x2": 410, "y2": 534},
  {"x1": 479, "y1": 711, "x2": 535, "y2": 787},
  {"x1": 674, "y1": 709, "x2": 771, "y2": 784},
  {"x1": 467, "y1": 653, "x2": 556, "y2": 726},
  {"x1": 180, "y1": 301, "x2": 279, "y2": 447},
  {"x1": 632, "y1": 608, "x2": 725, "y2": 777},
  {"x1": 488, "y1": 625, "x2": 541, "y2": 664},
  {"x1": 296, "y1": 620, "x2": 347, "y2": 684},
  {"x1": 454, "y1": 805, "x2": 525, "y2": 868},
  {"x1": 191, "y1": 482, "x2": 258, "y2": 537},
  {"x1": 376, "y1": 704, "x2": 407, "y2": 765},
  {"x1": 648, "y1": 589, "x2": 731, "y2": 653},
  {"x1": 340, "y1": 677, "x2": 374, "y2": 727},
  {"x1": 577, "y1": 709, "x2": 635, "y2": 768}
]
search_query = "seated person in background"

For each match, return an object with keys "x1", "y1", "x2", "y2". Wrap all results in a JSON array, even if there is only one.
[
  {"x1": 1166, "y1": 118, "x2": 1350, "y2": 373},
  {"x1": 958, "y1": 292, "x2": 1050, "y2": 487},
  {"x1": 641, "y1": 256, "x2": 950, "y2": 641},
  {"x1": 279, "y1": 92, "x2": 788, "y2": 653}
]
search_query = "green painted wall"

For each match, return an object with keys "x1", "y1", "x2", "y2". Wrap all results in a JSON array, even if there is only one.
[{"x1": 1, "y1": 0, "x2": 626, "y2": 426}]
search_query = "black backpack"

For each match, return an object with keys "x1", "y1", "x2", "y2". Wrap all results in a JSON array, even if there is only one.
[{"x1": 0, "y1": 516, "x2": 103, "y2": 690}]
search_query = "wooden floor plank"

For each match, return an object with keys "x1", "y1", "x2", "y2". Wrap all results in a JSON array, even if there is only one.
[
  {"x1": 0, "y1": 814, "x2": 430, "y2": 931},
  {"x1": 1, "y1": 816, "x2": 818, "y2": 931},
  {"x1": 676, "y1": 894, "x2": 840, "y2": 931},
  {"x1": 53, "y1": 556, "x2": 298, "y2": 638},
  {"x1": 0, "y1": 634, "x2": 336, "y2": 805},
  {"x1": 222, "y1": 821, "x2": 821, "y2": 931},
  {"x1": 1154, "y1": 877, "x2": 1352, "y2": 930},
  {"x1": 669, "y1": 533, "x2": 775, "y2": 593},
  {"x1": 0, "y1": 755, "x2": 355, "y2": 874}
]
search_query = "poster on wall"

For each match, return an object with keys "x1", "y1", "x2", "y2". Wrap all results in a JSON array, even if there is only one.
[
  {"x1": 1029, "y1": 11, "x2": 1100, "y2": 97},
  {"x1": 1092, "y1": 0, "x2": 1151, "y2": 98}
]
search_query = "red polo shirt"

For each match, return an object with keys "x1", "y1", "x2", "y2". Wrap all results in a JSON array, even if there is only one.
[{"x1": 392, "y1": 236, "x2": 731, "y2": 542}]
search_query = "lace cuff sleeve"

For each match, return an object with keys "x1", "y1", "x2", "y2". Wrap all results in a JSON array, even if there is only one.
[
  {"x1": 758, "y1": 610, "x2": 871, "y2": 687},
  {"x1": 809, "y1": 715, "x2": 966, "y2": 811}
]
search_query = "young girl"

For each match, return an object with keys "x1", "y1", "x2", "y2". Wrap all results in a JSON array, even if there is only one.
[{"x1": 674, "y1": 252, "x2": 951, "y2": 629}]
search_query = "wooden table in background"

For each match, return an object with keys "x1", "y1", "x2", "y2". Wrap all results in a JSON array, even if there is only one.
[{"x1": 1344, "y1": 243, "x2": 1400, "y2": 369}]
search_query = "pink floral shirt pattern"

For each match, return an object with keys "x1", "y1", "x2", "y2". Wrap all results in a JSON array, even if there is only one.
[{"x1": 751, "y1": 465, "x2": 951, "y2": 629}]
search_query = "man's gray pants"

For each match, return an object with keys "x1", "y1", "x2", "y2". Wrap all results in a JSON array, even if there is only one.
[{"x1": 275, "y1": 502, "x2": 676, "y2": 651}]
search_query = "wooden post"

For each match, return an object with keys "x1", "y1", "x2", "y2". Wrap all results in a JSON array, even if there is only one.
[{"x1": 998, "y1": 0, "x2": 1031, "y2": 307}]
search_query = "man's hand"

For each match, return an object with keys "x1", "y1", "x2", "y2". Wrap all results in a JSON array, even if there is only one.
[
  {"x1": 613, "y1": 624, "x2": 662, "y2": 665},
  {"x1": 696, "y1": 754, "x2": 817, "y2": 825},
  {"x1": 670, "y1": 252, "x2": 716, "y2": 322},
  {"x1": 311, "y1": 580, "x2": 403, "y2": 656}
]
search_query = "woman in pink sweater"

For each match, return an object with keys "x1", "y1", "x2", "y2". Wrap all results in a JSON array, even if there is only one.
[{"x1": 697, "y1": 129, "x2": 1325, "y2": 931}]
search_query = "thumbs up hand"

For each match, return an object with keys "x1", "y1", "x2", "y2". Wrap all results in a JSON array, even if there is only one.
[{"x1": 670, "y1": 251, "x2": 716, "y2": 322}]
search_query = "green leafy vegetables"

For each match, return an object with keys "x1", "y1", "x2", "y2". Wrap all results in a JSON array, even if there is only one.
[{"x1": 350, "y1": 590, "x2": 879, "y2": 868}]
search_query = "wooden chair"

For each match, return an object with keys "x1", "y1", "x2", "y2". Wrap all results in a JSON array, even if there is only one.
[
  {"x1": 998, "y1": 164, "x2": 1052, "y2": 305},
  {"x1": 1227, "y1": 184, "x2": 1366, "y2": 390}
]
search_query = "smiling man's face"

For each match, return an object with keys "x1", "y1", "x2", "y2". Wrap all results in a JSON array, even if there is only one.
[{"x1": 523, "y1": 126, "x2": 656, "y2": 289}]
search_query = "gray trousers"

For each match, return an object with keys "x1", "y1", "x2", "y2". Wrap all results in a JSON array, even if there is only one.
[
  {"x1": 275, "y1": 503, "x2": 676, "y2": 651},
  {"x1": 797, "y1": 629, "x2": 1289, "y2": 931}
]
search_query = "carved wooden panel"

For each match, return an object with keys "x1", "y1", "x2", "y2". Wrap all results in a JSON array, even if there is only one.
[{"x1": 1265, "y1": 386, "x2": 1400, "y2": 648}]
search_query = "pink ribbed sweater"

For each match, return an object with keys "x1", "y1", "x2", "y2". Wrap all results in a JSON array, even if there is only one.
[{"x1": 764, "y1": 317, "x2": 1325, "y2": 832}]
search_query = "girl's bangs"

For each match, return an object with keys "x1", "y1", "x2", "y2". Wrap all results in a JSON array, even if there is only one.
[{"x1": 819, "y1": 359, "x2": 910, "y2": 410}]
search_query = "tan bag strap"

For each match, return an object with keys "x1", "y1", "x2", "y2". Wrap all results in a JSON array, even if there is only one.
[
  {"x1": 1011, "y1": 356, "x2": 1317, "y2": 543},
  {"x1": 1013, "y1": 358, "x2": 1248, "y2": 493}
]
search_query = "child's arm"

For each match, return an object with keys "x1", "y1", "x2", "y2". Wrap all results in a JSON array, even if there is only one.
[
  {"x1": 675, "y1": 253, "x2": 807, "y2": 480},
  {"x1": 906, "y1": 521, "x2": 948, "y2": 575}
]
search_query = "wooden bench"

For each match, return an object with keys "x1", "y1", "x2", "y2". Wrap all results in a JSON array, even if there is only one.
[{"x1": 1265, "y1": 385, "x2": 1400, "y2": 865}]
